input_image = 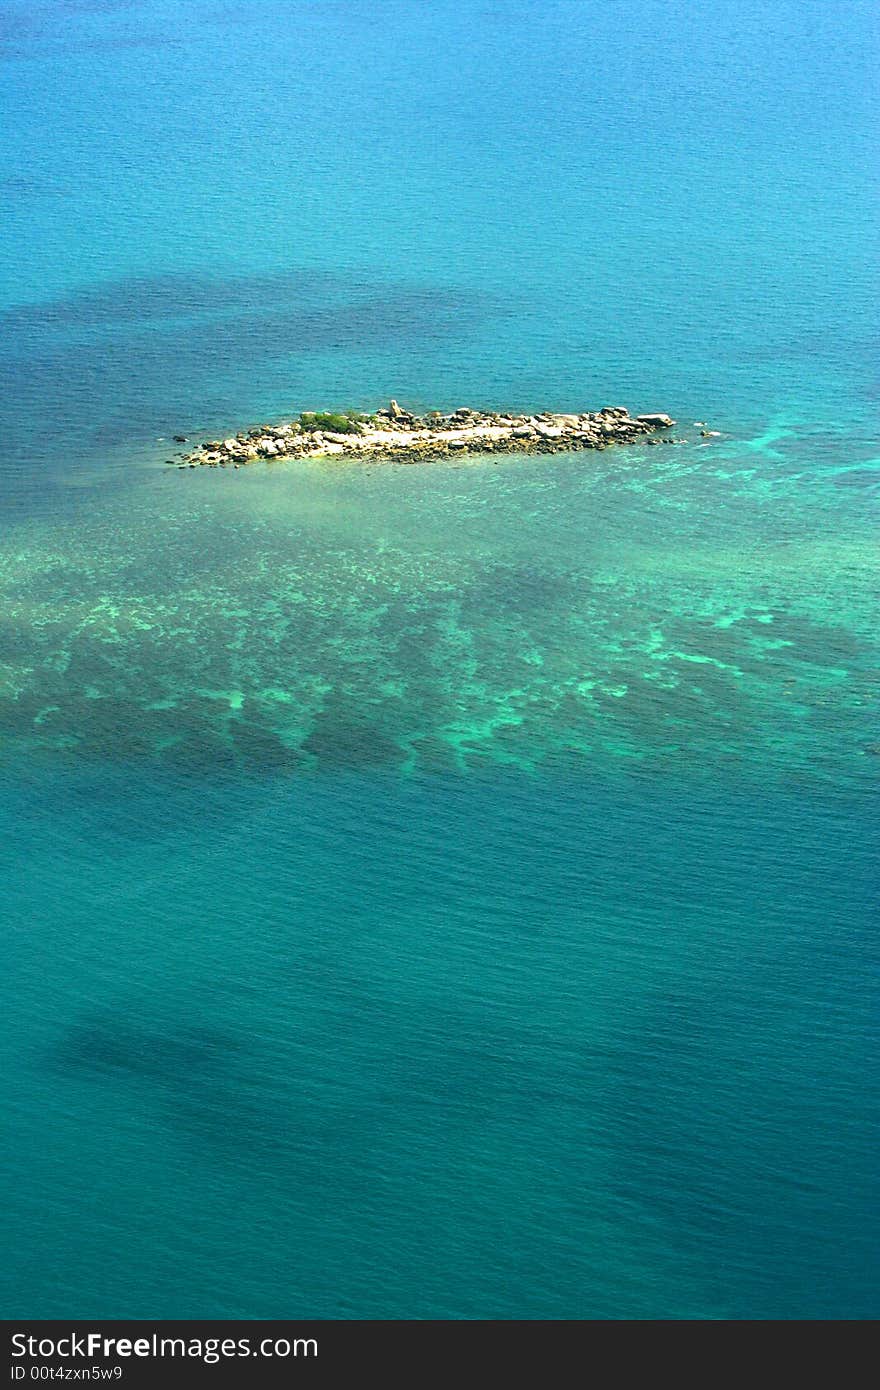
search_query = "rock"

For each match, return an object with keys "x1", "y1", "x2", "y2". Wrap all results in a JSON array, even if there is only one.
[
  {"x1": 173, "y1": 435, "x2": 187, "y2": 443},
  {"x1": 637, "y1": 414, "x2": 675, "y2": 429},
  {"x1": 388, "y1": 399, "x2": 406, "y2": 419}
]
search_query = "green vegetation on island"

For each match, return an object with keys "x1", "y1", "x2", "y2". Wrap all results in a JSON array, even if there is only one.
[{"x1": 298, "y1": 411, "x2": 365, "y2": 434}]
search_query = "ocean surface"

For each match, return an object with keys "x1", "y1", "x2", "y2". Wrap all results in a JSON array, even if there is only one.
[{"x1": 1, "y1": 0, "x2": 878, "y2": 1319}]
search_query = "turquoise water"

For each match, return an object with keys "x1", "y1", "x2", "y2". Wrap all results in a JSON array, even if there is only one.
[{"x1": 1, "y1": 0, "x2": 878, "y2": 1318}]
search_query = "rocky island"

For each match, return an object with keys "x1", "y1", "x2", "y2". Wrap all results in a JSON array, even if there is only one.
[{"x1": 174, "y1": 401, "x2": 680, "y2": 469}]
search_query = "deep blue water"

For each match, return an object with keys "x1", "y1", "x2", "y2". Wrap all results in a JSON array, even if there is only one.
[{"x1": 0, "y1": 0, "x2": 878, "y2": 1318}]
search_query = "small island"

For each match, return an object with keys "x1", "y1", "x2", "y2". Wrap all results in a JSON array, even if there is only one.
[{"x1": 173, "y1": 401, "x2": 680, "y2": 468}]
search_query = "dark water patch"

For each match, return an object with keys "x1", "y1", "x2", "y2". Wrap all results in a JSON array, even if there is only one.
[
  {"x1": 827, "y1": 467, "x2": 880, "y2": 491},
  {"x1": 462, "y1": 560, "x2": 579, "y2": 618},
  {"x1": 402, "y1": 733, "x2": 465, "y2": 776},
  {"x1": 0, "y1": 268, "x2": 498, "y2": 347},
  {"x1": 46, "y1": 1011, "x2": 305, "y2": 1158},
  {"x1": 1, "y1": 269, "x2": 369, "y2": 334},
  {"x1": 0, "y1": 6, "x2": 40, "y2": 50},
  {"x1": 51, "y1": 1015, "x2": 246, "y2": 1086},
  {"x1": 0, "y1": 175, "x2": 67, "y2": 197},
  {"x1": 158, "y1": 730, "x2": 241, "y2": 777},
  {"x1": 0, "y1": 0, "x2": 180, "y2": 62},
  {"x1": 229, "y1": 721, "x2": 306, "y2": 774},
  {"x1": 4, "y1": 288, "x2": 490, "y2": 381},
  {"x1": 747, "y1": 611, "x2": 869, "y2": 668},
  {"x1": 46, "y1": 1005, "x2": 407, "y2": 1168},
  {"x1": 28, "y1": 697, "x2": 169, "y2": 760},
  {"x1": 301, "y1": 700, "x2": 406, "y2": 770},
  {"x1": 58, "y1": 1, "x2": 145, "y2": 14}
]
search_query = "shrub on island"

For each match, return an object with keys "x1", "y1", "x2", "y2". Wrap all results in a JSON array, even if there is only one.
[{"x1": 298, "y1": 411, "x2": 364, "y2": 434}]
